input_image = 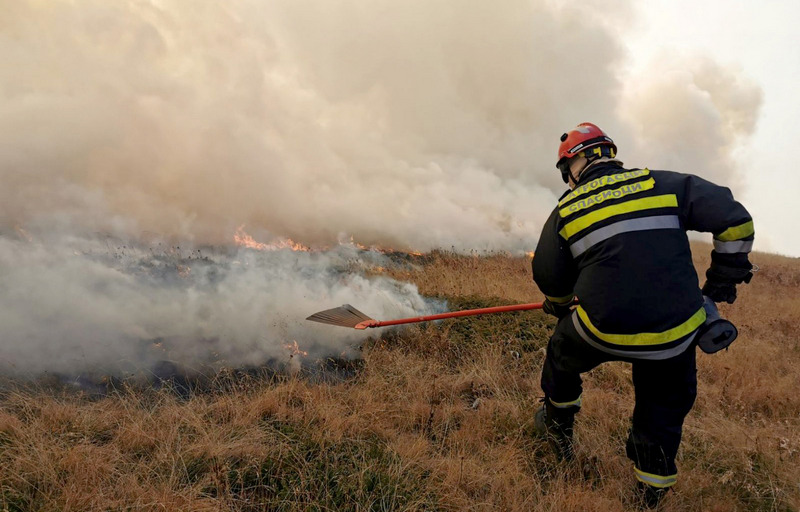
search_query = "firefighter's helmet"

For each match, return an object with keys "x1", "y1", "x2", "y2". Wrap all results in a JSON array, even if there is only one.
[{"x1": 556, "y1": 123, "x2": 617, "y2": 183}]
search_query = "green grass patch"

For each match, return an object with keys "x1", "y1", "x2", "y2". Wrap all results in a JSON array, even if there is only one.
[{"x1": 438, "y1": 295, "x2": 553, "y2": 349}]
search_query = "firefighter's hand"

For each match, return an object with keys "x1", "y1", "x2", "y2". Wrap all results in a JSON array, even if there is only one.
[
  {"x1": 703, "y1": 261, "x2": 753, "y2": 304},
  {"x1": 701, "y1": 280, "x2": 737, "y2": 304},
  {"x1": 543, "y1": 299, "x2": 573, "y2": 319},
  {"x1": 706, "y1": 261, "x2": 753, "y2": 285}
]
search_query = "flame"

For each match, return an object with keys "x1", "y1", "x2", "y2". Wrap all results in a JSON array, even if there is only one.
[
  {"x1": 283, "y1": 340, "x2": 308, "y2": 358},
  {"x1": 526, "y1": 251, "x2": 535, "y2": 259},
  {"x1": 348, "y1": 235, "x2": 371, "y2": 251},
  {"x1": 345, "y1": 235, "x2": 425, "y2": 256},
  {"x1": 233, "y1": 226, "x2": 428, "y2": 257},
  {"x1": 234, "y1": 225, "x2": 311, "y2": 252}
]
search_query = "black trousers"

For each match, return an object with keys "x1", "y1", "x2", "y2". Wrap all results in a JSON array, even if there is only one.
[{"x1": 540, "y1": 315, "x2": 697, "y2": 481}]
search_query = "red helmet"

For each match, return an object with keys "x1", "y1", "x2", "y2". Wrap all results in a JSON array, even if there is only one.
[{"x1": 557, "y1": 122, "x2": 617, "y2": 168}]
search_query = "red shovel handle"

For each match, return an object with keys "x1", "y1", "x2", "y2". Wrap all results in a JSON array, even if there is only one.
[{"x1": 354, "y1": 298, "x2": 578, "y2": 329}]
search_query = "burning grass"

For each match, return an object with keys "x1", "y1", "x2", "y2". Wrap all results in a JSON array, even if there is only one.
[{"x1": 1, "y1": 244, "x2": 799, "y2": 511}]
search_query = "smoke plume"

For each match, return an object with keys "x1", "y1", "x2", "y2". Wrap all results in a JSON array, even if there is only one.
[
  {"x1": 0, "y1": 1, "x2": 762, "y2": 375},
  {"x1": 0, "y1": 234, "x2": 433, "y2": 376},
  {"x1": 620, "y1": 55, "x2": 762, "y2": 189}
]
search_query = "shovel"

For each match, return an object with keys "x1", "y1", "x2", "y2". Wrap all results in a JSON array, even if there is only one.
[{"x1": 306, "y1": 300, "x2": 575, "y2": 330}]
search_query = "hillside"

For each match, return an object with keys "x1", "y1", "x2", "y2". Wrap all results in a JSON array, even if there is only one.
[{"x1": 1, "y1": 243, "x2": 798, "y2": 511}]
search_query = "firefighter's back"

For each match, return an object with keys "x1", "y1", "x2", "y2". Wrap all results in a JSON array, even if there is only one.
[{"x1": 535, "y1": 163, "x2": 753, "y2": 359}]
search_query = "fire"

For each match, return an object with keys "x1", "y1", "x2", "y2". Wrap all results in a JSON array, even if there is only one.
[
  {"x1": 234, "y1": 225, "x2": 311, "y2": 252},
  {"x1": 346, "y1": 235, "x2": 424, "y2": 256},
  {"x1": 233, "y1": 226, "x2": 427, "y2": 257},
  {"x1": 526, "y1": 251, "x2": 535, "y2": 259},
  {"x1": 284, "y1": 340, "x2": 308, "y2": 358},
  {"x1": 348, "y1": 235, "x2": 371, "y2": 251}
]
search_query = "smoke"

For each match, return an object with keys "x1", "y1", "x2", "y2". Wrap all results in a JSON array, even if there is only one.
[
  {"x1": 1, "y1": 0, "x2": 629, "y2": 250},
  {"x1": 0, "y1": 233, "x2": 433, "y2": 376},
  {"x1": 0, "y1": 1, "x2": 762, "y2": 375},
  {"x1": 620, "y1": 55, "x2": 762, "y2": 189}
]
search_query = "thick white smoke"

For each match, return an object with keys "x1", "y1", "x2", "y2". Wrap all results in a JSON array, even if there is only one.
[
  {"x1": 620, "y1": 55, "x2": 762, "y2": 189},
  {"x1": 0, "y1": 233, "x2": 433, "y2": 376},
  {"x1": 0, "y1": 1, "x2": 762, "y2": 375},
  {"x1": 1, "y1": 0, "x2": 627, "y2": 250}
]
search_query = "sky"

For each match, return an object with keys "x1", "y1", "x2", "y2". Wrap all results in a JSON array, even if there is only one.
[{"x1": 623, "y1": 0, "x2": 800, "y2": 256}]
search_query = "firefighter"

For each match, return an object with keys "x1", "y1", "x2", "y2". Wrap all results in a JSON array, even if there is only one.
[{"x1": 531, "y1": 122, "x2": 754, "y2": 507}]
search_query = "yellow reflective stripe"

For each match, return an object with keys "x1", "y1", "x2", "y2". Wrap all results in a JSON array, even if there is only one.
[
  {"x1": 546, "y1": 294, "x2": 574, "y2": 305},
  {"x1": 576, "y1": 306, "x2": 706, "y2": 346},
  {"x1": 716, "y1": 220, "x2": 754, "y2": 241},
  {"x1": 559, "y1": 195, "x2": 678, "y2": 240},
  {"x1": 558, "y1": 169, "x2": 650, "y2": 207},
  {"x1": 559, "y1": 178, "x2": 655, "y2": 218},
  {"x1": 549, "y1": 395, "x2": 582, "y2": 408},
  {"x1": 634, "y1": 467, "x2": 677, "y2": 488}
]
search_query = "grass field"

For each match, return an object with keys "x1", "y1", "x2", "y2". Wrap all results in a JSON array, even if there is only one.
[{"x1": 1, "y1": 244, "x2": 798, "y2": 511}]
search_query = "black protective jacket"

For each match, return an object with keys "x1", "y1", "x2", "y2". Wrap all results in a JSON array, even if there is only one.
[{"x1": 532, "y1": 162, "x2": 753, "y2": 360}]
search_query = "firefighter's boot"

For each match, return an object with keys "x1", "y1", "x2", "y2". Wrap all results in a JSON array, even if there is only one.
[
  {"x1": 534, "y1": 400, "x2": 576, "y2": 461},
  {"x1": 636, "y1": 481, "x2": 669, "y2": 509}
]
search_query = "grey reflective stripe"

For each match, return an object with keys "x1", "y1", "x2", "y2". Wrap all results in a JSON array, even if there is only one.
[
  {"x1": 571, "y1": 313, "x2": 696, "y2": 360},
  {"x1": 713, "y1": 239, "x2": 753, "y2": 254},
  {"x1": 634, "y1": 468, "x2": 677, "y2": 487},
  {"x1": 569, "y1": 215, "x2": 681, "y2": 257}
]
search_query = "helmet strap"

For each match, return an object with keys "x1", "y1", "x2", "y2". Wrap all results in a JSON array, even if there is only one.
[
  {"x1": 568, "y1": 167, "x2": 580, "y2": 187},
  {"x1": 558, "y1": 158, "x2": 585, "y2": 188}
]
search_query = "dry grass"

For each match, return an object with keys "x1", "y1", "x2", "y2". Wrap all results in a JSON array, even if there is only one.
[{"x1": 1, "y1": 243, "x2": 799, "y2": 511}]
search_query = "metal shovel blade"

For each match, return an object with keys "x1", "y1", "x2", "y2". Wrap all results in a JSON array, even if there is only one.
[{"x1": 306, "y1": 304, "x2": 375, "y2": 328}]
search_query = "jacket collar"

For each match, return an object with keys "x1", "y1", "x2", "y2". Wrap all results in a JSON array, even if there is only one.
[{"x1": 575, "y1": 161, "x2": 625, "y2": 185}]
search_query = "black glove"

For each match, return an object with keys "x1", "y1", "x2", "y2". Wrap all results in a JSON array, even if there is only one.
[
  {"x1": 705, "y1": 264, "x2": 753, "y2": 286},
  {"x1": 702, "y1": 259, "x2": 753, "y2": 304},
  {"x1": 701, "y1": 280, "x2": 738, "y2": 304},
  {"x1": 543, "y1": 299, "x2": 573, "y2": 319}
]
